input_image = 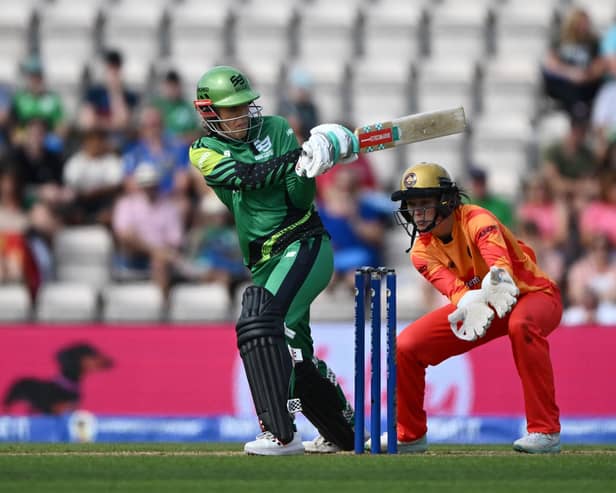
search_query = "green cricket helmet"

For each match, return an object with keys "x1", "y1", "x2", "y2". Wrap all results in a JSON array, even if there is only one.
[
  {"x1": 391, "y1": 162, "x2": 462, "y2": 246},
  {"x1": 193, "y1": 65, "x2": 263, "y2": 142}
]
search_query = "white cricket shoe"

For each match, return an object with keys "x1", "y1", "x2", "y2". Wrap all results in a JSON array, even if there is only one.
[
  {"x1": 244, "y1": 431, "x2": 304, "y2": 456},
  {"x1": 365, "y1": 432, "x2": 428, "y2": 453},
  {"x1": 302, "y1": 435, "x2": 341, "y2": 454},
  {"x1": 513, "y1": 432, "x2": 561, "y2": 454}
]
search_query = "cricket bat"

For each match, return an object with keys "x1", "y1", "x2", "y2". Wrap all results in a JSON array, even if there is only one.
[{"x1": 354, "y1": 106, "x2": 467, "y2": 153}]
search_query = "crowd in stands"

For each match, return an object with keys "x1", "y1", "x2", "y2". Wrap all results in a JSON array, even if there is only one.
[{"x1": 2, "y1": 5, "x2": 616, "y2": 325}]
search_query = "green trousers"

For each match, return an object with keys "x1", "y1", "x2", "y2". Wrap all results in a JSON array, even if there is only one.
[{"x1": 250, "y1": 234, "x2": 353, "y2": 422}]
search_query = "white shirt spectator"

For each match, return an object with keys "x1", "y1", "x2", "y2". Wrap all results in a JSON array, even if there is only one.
[{"x1": 63, "y1": 150, "x2": 122, "y2": 192}]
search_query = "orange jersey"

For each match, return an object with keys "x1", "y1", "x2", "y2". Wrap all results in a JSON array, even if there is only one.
[{"x1": 411, "y1": 204, "x2": 556, "y2": 305}]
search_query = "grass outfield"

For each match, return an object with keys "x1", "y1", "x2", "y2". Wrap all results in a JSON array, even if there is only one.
[{"x1": 1, "y1": 443, "x2": 615, "y2": 493}]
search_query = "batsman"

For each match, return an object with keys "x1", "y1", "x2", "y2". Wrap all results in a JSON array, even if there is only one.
[{"x1": 189, "y1": 65, "x2": 361, "y2": 455}]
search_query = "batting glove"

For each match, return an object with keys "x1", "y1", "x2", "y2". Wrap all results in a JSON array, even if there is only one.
[
  {"x1": 481, "y1": 266, "x2": 519, "y2": 318},
  {"x1": 295, "y1": 123, "x2": 359, "y2": 178},
  {"x1": 448, "y1": 290, "x2": 495, "y2": 341},
  {"x1": 309, "y1": 123, "x2": 359, "y2": 164}
]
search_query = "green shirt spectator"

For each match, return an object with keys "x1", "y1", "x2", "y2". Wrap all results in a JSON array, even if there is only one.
[
  {"x1": 11, "y1": 56, "x2": 64, "y2": 131},
  {"x1": 465, "y1": 166, "x2": 515, "y2": 230},
  {"x1": 152, "y1": 70, "x2": 199, "y2": 142}
]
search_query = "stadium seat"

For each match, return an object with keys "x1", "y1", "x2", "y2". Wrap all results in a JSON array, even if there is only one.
[
  {"x1": 492, "y1": 0, "x2": 554, "y2": 60},
  {"x1": 168, "y1": 283, "x2": 231, "y2": 322},
  {"x1": 535, "y1": 110, "x2": 570, "y2": 148},
  {"x1": 36, "y1": 282, "x2": 98, "y2": 322},
  {"x1": 222, "y1": 55, "x2": 284, "y2": 115},
  {"x1": 427, "y1": 1, "x2": 491, "y2": 61},
  {"x1": 37, "y1": 0, "x2": 99, "y2": 63},
  {"x1": 365, "y1": 147, "x2": 406, "y2": 191},
  {"x1": 414, "y1": 57, "x2": 479, "y2": 115},
  {"x1": 396, "y1": 272, "x2": 431, "y2": 322},
  {"x1": 350, "y1": 57, "x2": 414, "y2": 126},
  {"x1": 470, "y1": 115, "x2": 535, "y2": 198},
  {"x1": 479, "y1": 57, "x2": 541, "y2": 119},
  {"x1": 572, "y1": 0, "x2": 615, "y2": 32},
  {"x1": 102, "y1": 282, "x2": 164, "y2": 322},
  {"x1": 406, "y1": 132, "x2": 467, "y2": 181},
  {"x1": 54, "y1": 226, "x2": 113, "y2": 288},
  {"x1": 101, "y1": 0, "x2": 165, "y2": 62},
  {"x1": 167, "y1": 0, "x2": 231, "y2": 61},
  {"x1": 0, "y1": 2, "x2": 35, "y2": 60},
  {"x1": 0, "y1": 284, "x2": 32, "y2": 322},
  {"x1": 296, "y1": 0, "x2": 360, "y2": 62},
  {"x1": 233, "y1": 0, "x2": 296, "y2": 62},
  {"x1": 0, "y1": 57, "x2": 19, "y2": 86},
  {"x1": 310, "y1": 284, "x2": 355, "y2": 322},
  {"x1": 154, "y1": 56, "x2": 219, "y2": 106},
  {"x1": 360, "y1": 0, "x2": 426, "y2": 61}
]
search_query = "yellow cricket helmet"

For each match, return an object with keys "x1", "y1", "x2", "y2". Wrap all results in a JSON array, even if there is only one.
[
  {"x1": 391, "y1": 162, "x2": 462, "y2": 245},
  {"x1": 391, "y1": 162, "x2": 456, "y2": 201}
]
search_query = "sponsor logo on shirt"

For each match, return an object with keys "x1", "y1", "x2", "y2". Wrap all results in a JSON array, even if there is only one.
[{"x1": 465, "y1": 276, "x2": 481, "y2": 288}]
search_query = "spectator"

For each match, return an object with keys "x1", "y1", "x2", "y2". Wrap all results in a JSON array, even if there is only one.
[
  {"x1": 465, "y1": 166, "x2": 515, "y2": 230},
  {"x1": 541, "y1": 7, "x2": 605, "y2": 115},
  {"x1": 79, "y1": 49, "x2": 139, "y2": 149},
  {"x1": 317, "y1": 165, "x2": 387, "y2": 291},
  {"x1": 316, "y1": 151, "x2": 378, "y2": 202},
  {"x1": 561, "y1": 289, "x2": 599, "y2": 326},
  {"x1": 278, "y1": 67, "x2": 320, "y2": 143},
  {"x1": 9, "y1": 118, "x2": 68, "y2": 208},
  {"x1": 517, "y1": 219, "x2": 566, "y2": 291},
  {"x1": 0, "y1": 167, "x2": 31, "y2": 285},
  {"x1": 10, "y1": 56, "x2": 66, "y2": 149},
  {"x1": 112, "y1": 163, "x2": 184, "y2": 294},
  {"x1": 599, "y1": 138, "x2": 616, "y2": 175},
  {"x1": 121, "y1": 105, "x2": 190, "y2": 199},
  {"x1": 540, "y1": 105, "x2": 599, "y2": 199},
  {"x1": 152, "y1": 70, "x2": 200, "y2": 144},
  {"x1": 0, "y1": 166, "x2": 56, "y2": 295},
  {"x1": 590, "y1": 21, "x2": 616, "y2": 161},
  {"x1": 174, "y1": 193, "x2": 248, "y2": 292},
  {"x1": 565, "y1": 233, "x2": 616, "y2": 323},
  {"x1": 62, "y1": 127, "x2": 123, "y2": 226},
  {"x1": 517, "y1": 174, "x2": 568, "y2": 249},
  {"x1": 0, "y1": 83, "x2": 12, "y2": 156},
  {"x1": 578, "y1": 170, "x2": 616, "y2": 248}
]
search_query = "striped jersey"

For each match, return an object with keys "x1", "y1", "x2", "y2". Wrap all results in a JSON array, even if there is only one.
[
  {"x1": 411, "y1": 204, "x2": 557, "y2": 305},
  {"x1": 189, "y1": 115, "x2": 325, "y2": 270}
]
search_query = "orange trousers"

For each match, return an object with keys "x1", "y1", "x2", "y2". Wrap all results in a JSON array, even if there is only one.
[{"x1": 396, "y1": 289, "x2": 563, "y2": 442}]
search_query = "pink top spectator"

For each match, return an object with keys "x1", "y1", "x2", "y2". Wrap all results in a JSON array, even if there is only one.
[
  {"x1": 518, "y1": 203, "x2": 561, "y2": 243},
  {"x1": 112, "y1": 192, "x2": 182, "y2": 249},
  {"x1": 580, "y1": 202, "x2": 616, "y2": 246}
]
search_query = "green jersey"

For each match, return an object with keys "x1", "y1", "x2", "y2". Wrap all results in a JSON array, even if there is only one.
[
  {"x1": 189, "y1": 116, "x2": 326, "y2": 270},
  {"x1": 11, "y1": 89, "x2": 64, "y2": 129}
]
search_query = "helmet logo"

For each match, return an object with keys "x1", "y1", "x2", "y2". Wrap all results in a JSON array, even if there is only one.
[
  {"x1": 197, "y1": 87, "x2": 210, "y2": 99},
  {"x1": 404, "y1": 172, "x2": 417, "y2": 189},
  {"x1": 230, "y1": 74, "x2": 248, "y2": 90}
]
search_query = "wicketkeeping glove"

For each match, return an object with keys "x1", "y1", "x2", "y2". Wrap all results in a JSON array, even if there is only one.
[
  {"x1": 295, "y1": 123, "x2": 359, "y2": 178},
  {"x1": 448, "y1": 290, "x2": 495, "y2": 341},
  {"x1": 481, "y1": 266, "x2": 519, "y2": 318}
]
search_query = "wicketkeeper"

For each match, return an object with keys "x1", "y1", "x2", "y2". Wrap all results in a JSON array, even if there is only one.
[
  {"x1": 379, "y1": 162, "x2": 563, "y2": 454},
  {"x1": 189, "y1": 65, "x2": 360, "y2": 455}
]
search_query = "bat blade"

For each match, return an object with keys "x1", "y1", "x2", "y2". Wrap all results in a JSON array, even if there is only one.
[{"x1": 354, "y1": 106, "x2": 467, "y2": 153}]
